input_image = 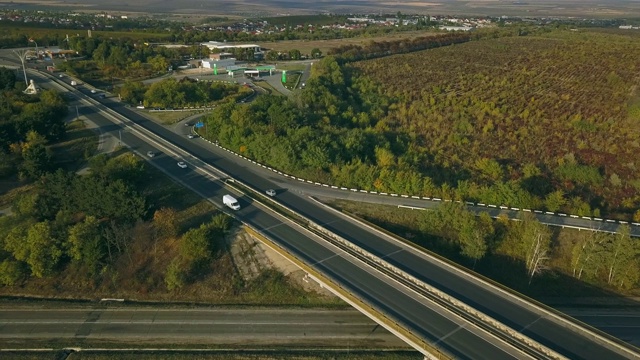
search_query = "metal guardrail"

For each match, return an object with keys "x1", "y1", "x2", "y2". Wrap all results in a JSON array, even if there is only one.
[{"x1": 39, "y1": 72, "x2": 636, "y2": 360}]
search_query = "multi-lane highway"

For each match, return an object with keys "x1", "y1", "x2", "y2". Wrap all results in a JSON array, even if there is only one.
[
  {"x1": 69, "y1": 76, "x2": 639, "y2": 359},
  {"x1": 27, "y1": 74, "x2": 535, "y2": 359},
  {"x1": 12, "y1": 67, "x2": 640, "y2": 359}
]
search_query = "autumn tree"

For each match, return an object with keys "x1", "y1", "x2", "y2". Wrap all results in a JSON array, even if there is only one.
[
  {"x1": 153, "y1": 207, "x2": 180, "y2": 240},
  {"x1": 601, "y1": 225, "x2": 640, "y2": 289}
]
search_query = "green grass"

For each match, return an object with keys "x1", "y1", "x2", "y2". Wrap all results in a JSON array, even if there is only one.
[
  {"x1": 148, "y1": 110, "x2": 204, "y2": 125},
  {"x1": 275, "y1": 64, "x2": 306, "y2": 71},
  {"x1": 254, "y1": 81, "x2": 284, "y2": 96},
  {"x1": 50, "y1": 120, "x2": 99, "y2": 171}
]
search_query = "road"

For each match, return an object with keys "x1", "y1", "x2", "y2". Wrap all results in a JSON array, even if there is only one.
[
  {"x1": 0, "y1": 307, "x2": 408, "y2": 348},
  {"x1": 2, "y1": 306, "x2": 636, "y2": 349},
  {"x1": 76, "y1": 76, "x2": 640, "y2": 359},
  {"x1": 8, "y1": 62, "x2": 640, "y2": 359},
  {"x1": 34, "y1": 72, "x2": 539, "y2": 360}
]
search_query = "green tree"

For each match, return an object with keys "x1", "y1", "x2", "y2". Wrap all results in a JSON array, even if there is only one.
[
  {"x1": 310, "y1": 48, "x2": 322, "y2": 59},
  {"x1": 148, "y1": 54, "x2": 169, "y2": 73},
  {"x1": 19, "y1": 131, "x2": 52, "y2": 180},
  {"x1": 571, "y1": 230, "x2": 606, "y2": 280},
  {"x1": 23, "y1": 221, "x2": 63, "y2": 277},
  {"x1": 165, "y1": 258, "x2": 185, "y2": 291},
  {"x1": 180, "y1": 225, "x2": 212, "y2": 262},
  {"x1": 0, "y1": 67, "x2": 17, "y2": 90},
  {"x1": 266, "y1": 50, "x2": 280, "y2": 61},
  {"x1": 544, "y1": 190, "x2": 566, "y2": 212},
  {"x1": 288, "y1": 49, "x2": 302, "y2": 60},
  {"x1": 602, "y1": 225, "x2": 640, "y2": 289},
  {"x1": 67, "y1": 216, "x2": 105, "y2": 275},
  {"x1": 0, "y1": 259, "x2": 25, "y2": 286}
]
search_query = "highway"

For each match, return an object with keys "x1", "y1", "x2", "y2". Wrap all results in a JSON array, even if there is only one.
[
  {"x1": 9, "y1": 65, "x2": 640, "y2": 359},
  {"x1": 31, "y1": 74, "x2": 535, "y2": 359},
  {"x1": 0, "y1": 307, "x2": 408, "y2": 347},
  {"x1": 1, "y1": 50, "x2": 637, "y2": 235},
  {"x1": 75, "y1": 78, "x2": 638, "y2": 359}
]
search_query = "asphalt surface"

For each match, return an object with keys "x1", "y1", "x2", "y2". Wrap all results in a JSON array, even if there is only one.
[
  {"x1": 8, "y1": 62, "x2": 640, "y2": 359},
  {"x1": 0, "y1": 307, "x2": 408, "y2": 347},
  {"x1": 51, "y1": 76, "x2": 533, "y2": 360},
  {"x1": 82, "y1": 80, "x2": 639, "y2": 360}
]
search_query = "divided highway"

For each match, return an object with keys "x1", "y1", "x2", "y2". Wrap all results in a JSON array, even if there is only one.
[
  {"x1": 32, "y1": 74, "x2": 533, "y2": 359},
  {"x1": 25, "y1": 71, "x2": 640, "y2": 359}
]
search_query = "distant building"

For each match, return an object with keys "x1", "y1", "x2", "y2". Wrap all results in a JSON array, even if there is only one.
[
  {"x1": 209, "y1": 52, "x2": 234, "y2": 60},
  {"x1": 202, "y1": 58, "x2": 236, "y2": 69},
  {"x1": 440, "y1": 26, "x2": 474, "y2": 31},
  {"x1": 200, "y1": 41, "x2": 263, "y2": 59}
]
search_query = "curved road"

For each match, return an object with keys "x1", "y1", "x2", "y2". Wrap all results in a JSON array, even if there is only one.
[
  {"x1": 84, "y1": 80, "x2": 639, "y2": 359},
  {"x1": 29, "y1": 73, "x2": 533, "y2": 359},
  {"x1": 18, "y1": 68, "x2": 640, "y2": 359}
]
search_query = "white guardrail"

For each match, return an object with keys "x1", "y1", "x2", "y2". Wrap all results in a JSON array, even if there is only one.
[
  {"x1": 194, "y1": 134, "x2": 640, "y2": 236},
  {"x1": 43, "y1": 71, "x2": 638, "y2": 359}
]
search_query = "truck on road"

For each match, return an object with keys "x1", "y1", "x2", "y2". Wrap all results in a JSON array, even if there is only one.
[{"x1": 223, "y1": 194, "x2": 240, "y2": 210}]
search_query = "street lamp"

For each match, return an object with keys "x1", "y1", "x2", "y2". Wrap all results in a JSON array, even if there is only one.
[{"x1": 28, "y1": 38, "x2": 39, "y2": 59}]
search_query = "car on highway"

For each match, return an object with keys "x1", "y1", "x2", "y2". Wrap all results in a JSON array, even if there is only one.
[
  {"x1": 184, "y1": 122, "x2": 192, "y2": 127},
  {"x1": 177, "y1": 161, "x2": 187, "y2": 169},
  {"x1": 266, "y1": 189, "x2": 276, "y2": 197},
  {"x1": 90, "y1": 89, "x2": 97, "y2": 93},
  {"x1": 187, "y1": 134, "x2": 196, "y2": 139},
  {"x1": 58, "y1": 74, "x2": 64, "y2": 78},
  {"x1": 146, "y1": 151, "x2": 155, "y2": 158}
]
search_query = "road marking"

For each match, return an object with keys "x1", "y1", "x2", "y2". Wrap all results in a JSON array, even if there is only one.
[{"x1": 379, "y1": 249, "x2": 404, "y2": 260}]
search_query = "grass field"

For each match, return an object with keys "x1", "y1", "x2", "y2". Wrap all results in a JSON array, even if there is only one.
[
  {"x1": 150, "y1": 110, "x2": 204, "y2": 125},
  {"x1": 260, "y1": 31, "x2": 438, "y2": 56}
]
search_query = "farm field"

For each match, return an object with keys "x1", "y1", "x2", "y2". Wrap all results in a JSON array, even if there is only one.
[
  {"x1": 259, "y1": 31, "x2": 438, "y2": 55},
  {"x1": 352, "y1": 29, "x2": 640, "y2": 217}
]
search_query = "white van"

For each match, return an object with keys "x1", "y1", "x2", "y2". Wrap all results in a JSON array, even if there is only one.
[{"x1": 223, "y1": 194, "x2": 240, "y2": 210}]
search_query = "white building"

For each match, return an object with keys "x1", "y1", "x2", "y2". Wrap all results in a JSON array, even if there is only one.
[
  {"x1": 202, "y1": 58, "x2": 236, "y2": 69},
  {"x1": 200, "y1": 41, "x2": 261, "y2": 53}
]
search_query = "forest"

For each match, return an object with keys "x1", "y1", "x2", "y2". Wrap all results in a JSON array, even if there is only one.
[
  {"x1": 117, "y1": 77, "x2": 248, "y2": 109},
  {"x1": 0, "y1": 69, "x2": 231, "y2": 296},
  {"x1": 203, "y1": 30, "x2": 640, "y2": 220}
]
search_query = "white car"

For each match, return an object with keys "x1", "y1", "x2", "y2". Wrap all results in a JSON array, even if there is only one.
[
  {"x1": 177, "y1": 161, "x2": 187, "y2": 169},
  {"x1": 187, "y1": 134, "x2": 196, "y2": 139},
  {"x1": 266, "y1": 189, "x2": 276, "y2": 197},
  {"x1": 146, "y1": 151, "x2": 155, "y2": 158},
  {"x1": 91, "y1": 89, "x2": 97, "y2": 93}
]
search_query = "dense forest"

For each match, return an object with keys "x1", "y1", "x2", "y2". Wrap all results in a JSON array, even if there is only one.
[
  {"x1": 0, "y1": 68, "x2": 232, "y2": 292},
  {"x1": 203, "y1": 30, "x2": 640, "y2": 220},
  {"x1": 0, "y1": 67, "x2": 68, "y2": 179}
]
